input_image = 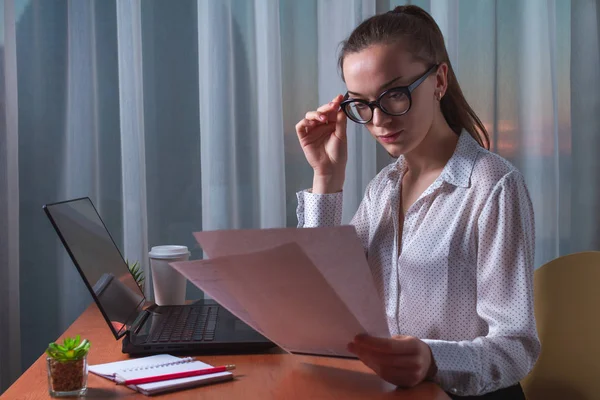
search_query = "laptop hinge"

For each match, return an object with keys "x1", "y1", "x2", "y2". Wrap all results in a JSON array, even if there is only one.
[{"x1": 131, "y1": 309, "x2": 150, "y2": 335}]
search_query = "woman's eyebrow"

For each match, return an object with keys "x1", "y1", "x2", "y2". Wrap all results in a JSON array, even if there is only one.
[
  {"x1": 347, "y1": 76, "x2": 403, "y2": 97},
  {"x1": 379, "y1": 76, "x2": 403, "y2": 90}
]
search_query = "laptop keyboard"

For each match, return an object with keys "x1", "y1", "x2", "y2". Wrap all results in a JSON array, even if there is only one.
[{"x1": 148, "y1": 305, "x2": 219, "y2": 343}]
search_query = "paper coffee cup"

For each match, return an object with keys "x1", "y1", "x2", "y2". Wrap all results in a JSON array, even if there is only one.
[{"x1": 149, "y1": 245, "x2": 190, "y2": 305}]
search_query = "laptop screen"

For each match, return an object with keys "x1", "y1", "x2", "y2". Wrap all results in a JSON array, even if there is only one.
[{"x1": 44, "y1": 198, "x2": 145, "y2": 339}]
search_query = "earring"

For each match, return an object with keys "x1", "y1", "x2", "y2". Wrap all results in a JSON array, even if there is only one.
[{"x1": 437, "y1": 92, "x2": 443, "y2": 101}]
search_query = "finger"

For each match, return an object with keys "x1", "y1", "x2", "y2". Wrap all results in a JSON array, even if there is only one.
[
  {"x1": 317, "y1": 101, "x2": 338, "y2": 114},
  {"x1": 317, "y1": 94, "x2": 344, "y2": 112},
  {"x1": 349, "y1": 342, "x2": 383, "y2": 374},
  {"x1": 379, "y1": 367, "x2": 423, "y2": 388},
  {"x1": 351, "y1": 347, "x2": 422, "y2": 388},
  {"x1": 305, "y1": 119, "x2": 318, "y2": 128},
  {"x1": 295, "y1": 119, "x2": 311, "y2": 136},
  {"x1": 349, "y1": 343, "x2": 420, "y2": 370},
  {"x1": 315, "y1": 95, "x2": 347, "y2": 126},
  {"x1": 296, "y1": 118, "x2": 336, "y2": 140},
  {"x1": 355, "y1": 355, "x2": 426, "y2": 388},
  {"x1": 353, "y1": 335, "x2": 418, "y2": 355},
  {"x1": 335, "y1": 106, "x2": 348, "y2": 141},
  {"x1": 296, "y1": 118, "x2": 322, "y2": 134},
  {"x1": 305, "y1": 111, "x2": 328, "y2": 123}
]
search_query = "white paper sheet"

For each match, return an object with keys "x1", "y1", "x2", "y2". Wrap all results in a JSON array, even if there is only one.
[
  {"x1": 194, "y1": 226, "x2": 390, "y2": 337},
  {"x1": 170, "y1": 226, "x2": 390, "y2": 357}
]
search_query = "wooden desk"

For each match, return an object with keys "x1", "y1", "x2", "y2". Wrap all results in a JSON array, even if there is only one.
[{"x1": 2, "y1": 304, "x2": 450, "y2": 399}]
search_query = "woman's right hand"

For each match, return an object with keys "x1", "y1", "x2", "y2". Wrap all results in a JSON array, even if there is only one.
[{"x1": 295, "y1": 94, "x2": 348, "y2": 193}]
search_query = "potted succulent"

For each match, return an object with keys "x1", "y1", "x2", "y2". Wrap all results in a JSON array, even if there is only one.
[{"x1": 46, "y1": 335, "x2": 90, "y2": 397}]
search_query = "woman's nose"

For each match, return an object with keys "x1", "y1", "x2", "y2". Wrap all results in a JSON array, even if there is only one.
[{"x1": 371, "y1": 107, "x2": 392, "y2": 127}]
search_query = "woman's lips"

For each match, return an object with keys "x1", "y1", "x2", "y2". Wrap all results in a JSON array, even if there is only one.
[{"x1": 378, "y1": 130, "x2": 402, "y2": 144}]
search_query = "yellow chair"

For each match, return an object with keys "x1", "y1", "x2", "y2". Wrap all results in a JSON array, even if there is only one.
[{"x1": 522, "y1": 251, "x2": 600, "y2": 400}]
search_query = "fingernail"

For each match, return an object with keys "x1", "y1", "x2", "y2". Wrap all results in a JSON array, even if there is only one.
[
  {"x1": 329, "y1": 102, "x2": 334, "y2": 106},
  {"x1": 319, "y1": 115, "x2": 326, "y2": 121}
]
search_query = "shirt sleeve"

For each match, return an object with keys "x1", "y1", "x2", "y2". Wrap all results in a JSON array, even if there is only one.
[
  {"x1": 296, "y1": 189, "x2": 344, "y2": 228},
  {"x1": 296, "y1": 181, "x2": 375, "y2": 253},
  {"x1": 422, "y1": 170, "x2": 541, "y2": 396}
]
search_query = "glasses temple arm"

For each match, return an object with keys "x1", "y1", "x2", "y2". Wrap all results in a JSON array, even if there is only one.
[{"x1": 407, "y1": 64, "x2": 439, "y2": 92}]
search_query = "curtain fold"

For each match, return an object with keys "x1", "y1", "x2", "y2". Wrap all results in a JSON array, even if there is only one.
[
  {"x1": 59, "y1": 0, "x2": 99, "y2": 329},
  {"x1": 571, "y1": 0, "x2": 600, "y2": 254},
  {"x1": 198, "y1": 0, "x2": 239, "y2": 230},
  {"x1": 280, "y1": 0, "x2": 319, "y2": 227},
  {"x1": 317, "y1": 0, "x2": 378, "y2": 223},
  {"x1": 116, "y1": 0, "x2": 149, "y2": 293},
  {"x1": 0, "y1": 0, "x2": 21, "y2": 392},
  {"x1": 430, "y1": 0, "x2": 459, "y2": 69},
  {"x1": 516, "y1": 0, "x2": 562, "y2": 267},
  {"x1": 1, "y1": 0, "x2": 599, "y2": 394},
  {"x1": 255, "y1": 0, "x2": 286, "y2": 228}
]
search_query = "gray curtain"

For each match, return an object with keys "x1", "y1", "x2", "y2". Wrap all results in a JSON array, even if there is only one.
[
  {"x1": 1, "y1": 0, "x2": 599, "y2": 393},
  {"x1": 0, "y1": 0, "x2": 21, "y2": 392},
  {"x1": 571, "y1": 0, "x2": 600, "y2": 253}
]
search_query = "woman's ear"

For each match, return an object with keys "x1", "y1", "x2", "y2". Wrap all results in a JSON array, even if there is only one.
[{"x1": 435, "y1": 63, "x2": 448, "y2": 100}]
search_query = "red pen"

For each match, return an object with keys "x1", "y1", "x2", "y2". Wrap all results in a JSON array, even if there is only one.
[{"x1": 116, "y1": 364, "x2": 236, "y2": 386}]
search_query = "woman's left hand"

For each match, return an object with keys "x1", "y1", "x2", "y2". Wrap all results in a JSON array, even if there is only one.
[{"x1": 347, "y1": 334, "x2": 437, "y2": 388}]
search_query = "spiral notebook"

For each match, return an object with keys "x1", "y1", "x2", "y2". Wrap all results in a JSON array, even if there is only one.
[{"x1": 89, "y1": 354, "x2": 233, "y2": 395}]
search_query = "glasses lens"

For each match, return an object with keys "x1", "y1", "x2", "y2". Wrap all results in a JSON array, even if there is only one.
[
  {"x1": 380, "y1": 89, "x2": 410, "y2": 115},
  {"x1": 344, "y1": 101, "x2": 372, "y2": 123}
]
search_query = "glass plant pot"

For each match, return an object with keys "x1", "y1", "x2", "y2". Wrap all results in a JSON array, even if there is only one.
[{"x1": 47, "y1": 355, "x2": 88, "y2": 397}]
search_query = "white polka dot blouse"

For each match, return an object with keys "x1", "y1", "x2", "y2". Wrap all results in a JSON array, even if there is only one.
[{"x1": 296, "y1": 131, "x2": 541, "y2": 396}]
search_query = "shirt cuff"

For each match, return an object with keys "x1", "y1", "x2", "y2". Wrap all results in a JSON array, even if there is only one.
[
  {"x1": 422, "y1": 338, "x2": 480, "y2": 396},
  {"x1": 296, "y1": 189, "x2": 343, "y2": 228}
]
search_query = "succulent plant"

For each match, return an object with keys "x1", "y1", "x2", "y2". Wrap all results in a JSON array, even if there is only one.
[
  {"x1": 46, "y1": 335, "x2": 90, "y2": 362},
  {"x1": 127, "y1": 259, "x2": 145, "y2": 291}
]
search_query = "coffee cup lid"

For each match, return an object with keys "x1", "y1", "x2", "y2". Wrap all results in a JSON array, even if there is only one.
[{"x1": 149, "y1": 245, "x2": 190, "y2": 259}]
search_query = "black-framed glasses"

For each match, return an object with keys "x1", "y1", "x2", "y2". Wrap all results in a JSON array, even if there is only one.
[{"x1": 341, "y1": 64, "x2": 438, "y2": 124}]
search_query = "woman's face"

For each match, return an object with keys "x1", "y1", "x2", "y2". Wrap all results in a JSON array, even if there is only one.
[{"x1": 343, "y1": 43, "x2": 441, "y2": 158}]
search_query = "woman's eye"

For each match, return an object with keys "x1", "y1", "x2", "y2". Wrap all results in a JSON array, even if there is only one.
[{"x1": 354, "y1": 103, "x2": 369, "y2": 110}]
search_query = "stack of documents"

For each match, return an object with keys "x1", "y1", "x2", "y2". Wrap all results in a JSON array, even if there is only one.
[{"x1": 170, "y1": 226, "x2": 390, "y2": 358}]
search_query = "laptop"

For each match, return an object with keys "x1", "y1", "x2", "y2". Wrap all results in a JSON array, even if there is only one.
[{"x1": 43, "y1": 197, "x2": 274, "y2": 355}]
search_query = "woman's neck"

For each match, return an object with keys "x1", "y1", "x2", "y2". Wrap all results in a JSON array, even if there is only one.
[{"x1": 403, "y1": 118, "x2": 458, "y2": 177}]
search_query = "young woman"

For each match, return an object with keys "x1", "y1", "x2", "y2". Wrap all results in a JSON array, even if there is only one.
[{"x1": 295, "y1": 6, "x2": 539, "y2": 399}]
